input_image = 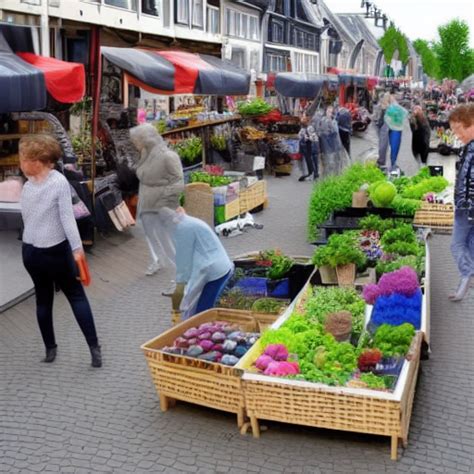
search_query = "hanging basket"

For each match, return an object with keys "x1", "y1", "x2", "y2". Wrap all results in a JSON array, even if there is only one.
[
  {"x1": 319, "y1": 264, "x2": 338, "y2": 284},
  {"x1": 352, "y1": 191, "x2": 369, "y2": 208},
  {"x1": 336, "y1": 263, "x2": 356, "y2": 286}
]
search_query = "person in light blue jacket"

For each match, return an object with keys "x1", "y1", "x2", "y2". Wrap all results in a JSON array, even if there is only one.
[{"x1": 157, "y1": 207, "x2": 234, "y2": 318}]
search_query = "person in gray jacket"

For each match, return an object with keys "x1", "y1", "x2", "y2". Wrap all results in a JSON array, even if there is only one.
[{"x1": 130, "y1": 124, "x2": 184, "y2": 275}]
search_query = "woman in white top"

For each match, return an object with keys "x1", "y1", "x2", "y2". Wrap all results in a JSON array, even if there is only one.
[{"x1": 20, "y1": 135, "x2": 101, "y2": 367}]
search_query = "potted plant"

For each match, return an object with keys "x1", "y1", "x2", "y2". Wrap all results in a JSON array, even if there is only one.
[
  {"x1": 312, "y1": 245, "x2": 337, "y2": 284},
  {"x1": 324, "y1": 233, "x2": 367, "y2": 286}
]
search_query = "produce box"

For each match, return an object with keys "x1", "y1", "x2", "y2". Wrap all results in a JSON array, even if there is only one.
[
  {"x1": 141, "y1": 309, "x2": 261, "y2": 428},
  {"x1": 214, "y1": 198, "x2": 240, "y2": 225},
  {"x1": 239, "y1": 180, "x2": 267, "y2": 214}
]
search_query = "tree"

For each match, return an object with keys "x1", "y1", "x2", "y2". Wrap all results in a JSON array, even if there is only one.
[
  {"x1": 413, "y1": 39, "x2": 439, "y2": 79},
  {"x1": 379, "y1": 26, "x2": 411, "y2": 74},
  {"x1": 435, "y1": 19, "x2": 474, "y2": 81}
]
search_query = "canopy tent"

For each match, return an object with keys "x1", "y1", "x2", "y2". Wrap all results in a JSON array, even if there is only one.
[
  {"x1": 101, "y1": 48, "x2": 251, "y2": 96},
  {"x1": 0, "y1": 32, "x2": 85, "y2": 113},
  {"x1": 274, "y1": 73, "x2": 338, "y2": 98}
]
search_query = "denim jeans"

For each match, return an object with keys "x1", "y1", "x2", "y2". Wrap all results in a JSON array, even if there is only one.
[
  {"x1": 22, "y1": 240, "x2": 98, "y2": 349},
  {"x1": 299, "y1": 140, "x2": 319, "y2": 177},
  {"x1": 450, "y1": 210, "x2": 474, "y2": 277},
  {"x1": 389, "y1": 130, "x2": 402, "y2": 167},
  {"x1": 195, "y1": 270, "x2": 233, "y2": 315},
  {"x1": 376, "y1": 124, "x2": 389, "y2": 168}
]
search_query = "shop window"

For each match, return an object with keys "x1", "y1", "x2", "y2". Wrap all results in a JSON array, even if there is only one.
[
  {"x1": 231, "y1": 49, "x2": 246, "y2": 70},
  {"x1": 192, "y1": 0, "x2": 204, "y2": 28},
  {"x1": 267, "y1": 53, "x2": 287, "y2": 72},
  {"x1": 207, "y1": 6, "x2": 219, "y2": 34}
]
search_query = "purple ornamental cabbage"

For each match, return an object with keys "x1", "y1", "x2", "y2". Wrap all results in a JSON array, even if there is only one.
[{"x1": 264, "y1": 344, "x2": 289, "y2": 361}]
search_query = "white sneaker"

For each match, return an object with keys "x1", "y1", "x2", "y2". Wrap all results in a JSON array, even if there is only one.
[{"x1": 145, "y1": 260, "x2": 160, "y2": 276}]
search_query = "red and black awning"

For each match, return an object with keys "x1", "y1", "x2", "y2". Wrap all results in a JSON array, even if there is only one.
[
  {"x1": 0, "y1": 32, "x2": 85, "y2": 113},
  {"x1": 101, "y1": 47, "x2": 251, "y2": 96}
]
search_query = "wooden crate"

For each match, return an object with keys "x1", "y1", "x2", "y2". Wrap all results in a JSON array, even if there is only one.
[
  {"x1": 413, "y1": 202, "x2": 454, "y2": 232},
  {"x1": 242, "y1": 332, "x2": 423, "y2": 460},
  {"x1": 239, "y1": 180, "x2": 267, "y2": 214},
  {"x1": 225, "y1": 198, "x2": 240, "y2": 221},
  {"x1": 141, "y1": 308, "x2": 260, "y2": 427}
]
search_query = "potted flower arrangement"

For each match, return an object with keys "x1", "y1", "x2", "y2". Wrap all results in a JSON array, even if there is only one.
[{"x1": 312, "y1": 244, "x2": 338, "y2": 284}]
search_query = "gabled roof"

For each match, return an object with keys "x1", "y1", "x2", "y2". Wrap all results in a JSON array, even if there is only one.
[
  {"x1": 315, "y1": 0, "x2": 356, "y2": 46},
  {"x1": 336, "y1": 14, "x2": 380, "y2": 51}
]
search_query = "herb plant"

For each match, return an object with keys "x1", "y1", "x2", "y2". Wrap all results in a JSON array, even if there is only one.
[{"x1": 373, "y1": 323, "x2": 415, "y2": 357}]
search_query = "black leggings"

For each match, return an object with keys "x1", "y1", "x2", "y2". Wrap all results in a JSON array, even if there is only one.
[{"x1": 22, "y1": 241, "x2": 98, "y2": 349}]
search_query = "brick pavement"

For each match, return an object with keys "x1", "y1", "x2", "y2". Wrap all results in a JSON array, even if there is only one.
[{"x1": 1, "y1": 127, "x2": 473, "y2": 473}]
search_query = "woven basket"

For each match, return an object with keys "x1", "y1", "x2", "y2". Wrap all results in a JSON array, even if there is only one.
[
  {"x1": 319, "y1": 265, "x2": 338, "y2": 284},
  {"x1": 141, "y1": 308, "x2": 259, "y2": 427},
  {"x1": 239, "y1": 181, "x2": 267, "y2": 214},
  {"x1": 413, "y1": 202, "x2": 454, "y2": 231},
  {"x1": 243, "y1": 332, "x2": 423, "y2": 460},
  {"x1": 336, "y1": 263, "x2": 356, "y2": 286}
]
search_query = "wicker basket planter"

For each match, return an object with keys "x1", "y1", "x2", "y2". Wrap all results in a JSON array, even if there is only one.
[
  {"x1": 336, "y1": 263, "x2": 356, "y2": 286},
  {"x1": 242, "y1": 332, "x2": 422, "y2": 460},
  {"x1": 239, "y1": 181, "x2": 267, "y2": 213},
  {"x1": 413, "y1": 202, "x2": 454, "y2": 233},
  {"x1": 352, "y1": 191, "x2": 369, "y2": 208},
  {"x1": 141, "y1": 309, "x2": 260, "y2": 428}
]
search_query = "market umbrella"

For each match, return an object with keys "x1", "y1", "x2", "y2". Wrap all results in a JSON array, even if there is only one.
[
  {"x1": 274, "y1": 73, "x2": 338, "y2": 98},
  {"x1": 101, "y1": 48, "x2": 251, "y2": 96}
]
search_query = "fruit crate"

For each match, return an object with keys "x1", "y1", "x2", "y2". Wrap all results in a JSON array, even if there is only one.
[{"x1": 239, "y1": 180, "x2": 267, "y2": 214}]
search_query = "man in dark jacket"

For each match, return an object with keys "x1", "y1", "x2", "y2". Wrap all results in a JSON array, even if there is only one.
[{"x1": 448, "y1": 104, "x2": 474, "y2": 301}]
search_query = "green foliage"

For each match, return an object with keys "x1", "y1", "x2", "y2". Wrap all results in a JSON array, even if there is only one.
[
  {"x1": 390, "y1": 195, "x2": 422, "y2": 216},
  {"x1": 379, "y1": 26, "x2": 410, "y2": 66},
  {"x1": 381, "y1": 224, "x2": 417, "y2": 246},
  {"x1": 260, "y1": 250, "x2": 294, "y2": 280},
  {"x1": 305, "y1": 286, "x2": 366, "y2": 338},
  {"x1": 171, "y1": 137, "x2": 203, "y2": 164},
  {"x1": 413, "y1": 39, "x2": 439, "y2": 79},
  {"x1": 373, "y1": 323, "x2": 416, "y2": 357},
  {"x1": 358, "y1": 215, "x2": 406, "y2": 235},
  {"x1": 313, "y1": 232, "x2": 367, "y2": 269},
  {"x1": 308, "y1": 164, "x2": 385, "y2": 240},
  {"x1": 251, "y1": 298, "x2": 288, "y2": 314},
  {"x1": 383, "y1": 241, "x2": 424, "y2": 257},
  {"x1": 359, "y1": 373, "x2": 387, "y2": 389},
  {"x1": 217, "y1": 288, "x2": 258, "y2": 311},
  {"x1": 435, "y1": 19, "x2": 474, "y2": 82},
  {"x1": 210, "y1": 134, "x2": 227, "y2": 151},
  {"x1": 369, "y1": 181, "x2": 397, "y2": 207},
  {"x1": 237, "y1": 98, "x2": 273, "y2": 116},
  {"x1": 189, "y1": 171, "x2": 232, "y2": 187},
  {"x1": 401, "y1": 176, "x2": 449, "y2": 200},
  {"x1": 376, "y1": 255, "x2": 425, "y2": 277}
]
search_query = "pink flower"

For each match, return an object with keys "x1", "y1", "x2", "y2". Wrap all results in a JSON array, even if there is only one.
[{"x1": 363, "y1": 284, "x2": 380, "y2": 305}]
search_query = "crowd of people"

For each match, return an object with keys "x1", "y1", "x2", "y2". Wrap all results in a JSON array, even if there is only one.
[{"x1": 17, "y1": 84, "x2": 474, "y2": 367}]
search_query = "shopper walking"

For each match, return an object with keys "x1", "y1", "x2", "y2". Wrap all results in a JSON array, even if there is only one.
[
  {"x1": 298, "y1": 115, "x2": 319, "y2": 181},
  {"x1": 157, "y1": 207, "x2": 234, "y2": 319},
  {"x1": 448, "y1": 103, "x2": 474, "y2": 301},
  {"x1": 19, "y1": 135, "x2": 101, "y2": 367},
  {"x1": 409, "y1": 105, "x2": 431, "y2": 167},
  {"x1": 336, "y1": 107, "x2": 352, "y2": 157},
  {"x1": 373, "y1": 92, "x2": 392, "y2": 169},
  {"x1": 130, "y1": 124, "x2": 184, "y2": 275},
  {"x1": 384, "y1": 98, "x2": 408, "y2": 171}
]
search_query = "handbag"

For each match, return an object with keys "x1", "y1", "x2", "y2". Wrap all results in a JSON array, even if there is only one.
[{"x1": 70, "y1": 184, "x2": 91, "y2": 220}]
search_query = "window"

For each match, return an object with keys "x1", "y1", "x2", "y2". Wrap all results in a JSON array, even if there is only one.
[
  {"x1": 142, "y1": 0, "x2": 160, "y2": 16},
  {"x1": 270, "y1": 20, "x2": 284, "y2": 43},
  {"x1": 192, "y1": 0, "x2": 203, "y2": 28},
  {"x1": 249, "y1": 50, "x2": 259, "y2": 71},
  {"x1": 104, "y1": 0, "x2": 137, "y2": 10},
  {"x1": 267, "y1": 53, "x2": 287, "y2": 72},
  {"x1": 274, "y1": 0, "x2": 284, "y2": 14},
  {"x1": 207, "y1": 6, "x2": 219, "y2": 34},
  {"x1": 293, "y1": 52, "x2": 319, "y2": 73},
  {"x1": 225, "y1": 9, "x2": 259, "y2": 41},
  {"x1": 231, "y1": 49, "x2": 246, "y2": 69},
  {"x1": 249, "y1": 16, "x2": 259, "y2": 41},
  {"x1": 176, "y1": 0, "x2": 190, "y2": 24},
  {"x1": 305, "y1": 33, "x2": 315, "y2": 50}
]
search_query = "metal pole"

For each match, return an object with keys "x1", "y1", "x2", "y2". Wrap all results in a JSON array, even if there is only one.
[{"x1": 91, "y1": 25, "x2": 102, "y2": 208}]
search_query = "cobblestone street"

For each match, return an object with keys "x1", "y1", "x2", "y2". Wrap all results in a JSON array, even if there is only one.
[{"x1": 1, "y1": 129, "x2": 473, "y2": 474}]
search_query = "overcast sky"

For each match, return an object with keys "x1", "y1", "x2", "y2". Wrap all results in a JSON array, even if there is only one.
[{"x1": 323, "y1": 0, "x2": 474, "y2": 47}]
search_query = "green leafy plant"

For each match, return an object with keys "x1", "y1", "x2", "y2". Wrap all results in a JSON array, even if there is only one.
[
  {"x1": 390, "y1": 195, "x2": 422, "y2": 216},
  {"x1": 373, "y1": 323, "x2": 416, "y2": 357},
  {"x1": 210, "y1": 134, "x2": 227, "y2": 151},
  {"x1": 376, "y1": 255, "x2": 425, "y2": 277},
  {"x1": 359, "y1": 215, "x2": 407, "y2": 235},
  {"x1": 171, "y1": 137, "x2": 203, "y2": 164},
  {"x1": 217, "y1": 288, "x2": 258, "y2": 311},
  {"x1": 251, "y1": 298, "x2": 288, "y2": 314},
  {"x1": 359, "y1": 373, "x2": 387, "y2": 389},
  {"x1": 313, "y1": 232, "x2": 367, "y2": 269},
  {"x1": 260, "y1": 250, "x2": 294, "y2": 280},
  {"x1": 382, "y1": 241, "x2": 424, "y2": 257},
  {"x1": 237, "y1": 98, "x2": 273, "y2": 117},
  {"x1": 401, "y1": 176, "x2": 449, "y2": 200},
  {"x1": 189, "y1": 171, "x2": 232, "y2": 187},
  {"x1": 381, "y1": 224, "x2": 417, "y2": 246}
]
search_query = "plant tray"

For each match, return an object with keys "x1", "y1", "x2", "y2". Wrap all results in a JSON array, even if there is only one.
[
  {"x1": 239, "y1": 180, "x2": 267, "y2": 214},
  {"x1": 141, "y1": 309, "x2": 259, "y2": 427},
  {"x1": 242, "y1": 332, "x2": 423, "y2": 460}
]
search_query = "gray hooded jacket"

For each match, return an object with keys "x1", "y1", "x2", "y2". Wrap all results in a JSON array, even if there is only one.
[{"x1": 130, "y1": 124, "x2": 184, "y2": 215}]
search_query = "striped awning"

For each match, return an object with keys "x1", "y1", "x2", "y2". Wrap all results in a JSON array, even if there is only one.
[{"x1": 102, "y1": 47, "x2": 251, "y2": 96}]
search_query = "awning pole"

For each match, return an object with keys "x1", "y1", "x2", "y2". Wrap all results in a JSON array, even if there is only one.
[{"x1": 91, "y1": 25, "x2": 102, "y2": 209}]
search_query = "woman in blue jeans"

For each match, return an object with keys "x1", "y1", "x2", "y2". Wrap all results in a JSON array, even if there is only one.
[
  {"x1": 448, "y1": 104, "x2": 474, "y2": 301},
  {"x1": 157, "y1": 207, "x2": 234, "y2": 319}
]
